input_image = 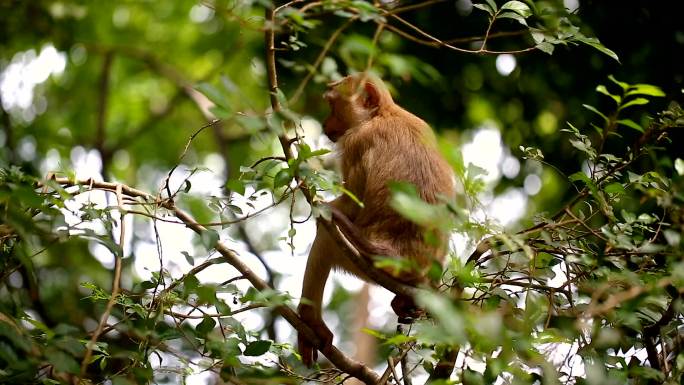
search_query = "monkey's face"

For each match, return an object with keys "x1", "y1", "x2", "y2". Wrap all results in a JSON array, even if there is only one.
[
  {"x1": 322, "y1": 88, "x2": 349, "y2": 142},
  {"x1": 322, "y1": 78, "x2": 371, "y2": 142}
]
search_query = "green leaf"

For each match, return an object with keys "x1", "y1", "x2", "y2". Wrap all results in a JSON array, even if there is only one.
[
  {"x1": 569, "y1": 139, "x2": 596, "y2": 159},
  {"x1": 604, "y1": 182, "x2": 625, "y2": 195},
  {"x1": 530, "y1": 29, "x2": 545, "y2": 44},
  {"x1": 181, "y1": 251, "x2": 195, "y2": 266},
  {"x1": 196, "y1": 82, "x2": 230, "y2": 109},
  {"x1": 215, "y1": 299, "x2": 232, "y2": 315},
  {"x1": 574, "y1": 35, "x2": 619, "y2": 62},
  {"x1": 608, "y1": 75, "x2": 629, "y2": 90},
  {"x1": 45, "y1": 348, "x2": 80, "y2": 374},
  {"x1": 200, "y1": 229, "x2": 220, "y2": 249},
  {"x1": 582, "y1": 104, "x2": 608, "y2": 122},
  {"x1": 485, "y1": 0, "x2": 498, "y2": 11},
  {"x1": 535, "y1": 42, "x2": 554, "y2": 55},
  {"x1": 388, "y1": 182, "x2": 439, "y2": 226},
  {"x1": 184, "y1": 274, "x2": 200, "y2": 292},
  {"x1": 497, "y1": 11, "x2": 527, "y2": 26},
  {"x1": 473, "y1": 3, "x2": 494, "y2": 16},
  {"x1": 619, "y1": 97, "x2": 649, "y2": 110},
  {"x1": 500, "y1": 1, "x2": 531, "y2": 17},
  {"x1": 243, "y1": 340, "x2": 272, "y2": 356},
  {"x1": 196, "y1": 316, "x2": 217, "y2": 336},
  {"x1": 596, "y1": 85, "x2": 620, "y2": 104},
  {"x1": 569, "y1": 172, "x2": 598, "y2": 196},
  {"x1": 273, "y1": 168, "x2": 292, "y2": 189},
  {"x1": 616, "y1": 119, "x2": 644, "y2": 133},
  {"x1": 225, "y1": 179, "x2": 246, "y2": 196},
  {"x1": 209, "y1": 105, "x2": 231, "y2": 119},
  {"x1": 625, "y1": 84, "x2": 665, "y2": 97}
]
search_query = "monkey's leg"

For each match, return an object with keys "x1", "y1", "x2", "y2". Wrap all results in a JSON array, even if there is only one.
[{"x1": 298, "y1": 224, "x2": 335, "y2": 367}]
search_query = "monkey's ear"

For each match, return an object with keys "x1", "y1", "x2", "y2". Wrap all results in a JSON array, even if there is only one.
[{"x1": 363, "y1": 81, "x2": 381, "y2": 109}]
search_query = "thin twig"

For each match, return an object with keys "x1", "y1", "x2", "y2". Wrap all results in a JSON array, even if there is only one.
[
  {"x1": 80, "y1": 184, "x2": 126, "y2": 376},
  {"x1": 289, "y1": 16, "x2": 358, "y2": 105}
]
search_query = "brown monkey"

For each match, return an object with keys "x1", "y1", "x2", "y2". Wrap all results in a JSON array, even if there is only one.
[{"x1": 298, "y1": 74, "x2": 454, "y2": 366}]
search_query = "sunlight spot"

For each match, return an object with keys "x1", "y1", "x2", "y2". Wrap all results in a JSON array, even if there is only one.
[
  {"x1": 17, "y1": 136, "x2": 37, "y2": 161},
  {"x1": 487, "y1": 188, "x2": 526, "y2": 225},
  {"x1": 564, "y1": 0, "x2": 580, "y2": 13},
  {"x1": 0, "y1": 44, "x2": 67, "y2": 120},
  {"x1": 495, "y1": 54, "x2": 516, "y2": 76},
  {"x1": 455, "y1": 0, "x2": 473, "y2": 16},
  {"x1": 189, "y1": 4, "x2": 214, "y2": 23},
  {"x1": 71, "y1": 146, "x2": 103, "y2": 180},
  {"x1": 524, "y1": 174, "x2": 542, "y2": 195},
  {"x1": 112, "y1": 149, "x2": 130, "y2": 170},
  {"x1": 41, "y1": 148, "x2": 61, "y2": 175},
  {"x1": 112, "y1": 6, "x2": 130, "y2": 28},
  {"x1": 501, "y1": 155, "x2": 520, "y2": 178},
  {"x1": 462, "y1": 126, "x2": 503, "y2": 183}
]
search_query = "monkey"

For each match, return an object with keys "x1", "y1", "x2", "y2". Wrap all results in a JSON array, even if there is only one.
[{"x1": 297, "y1": 73, "x2": 455, "y2": 366}]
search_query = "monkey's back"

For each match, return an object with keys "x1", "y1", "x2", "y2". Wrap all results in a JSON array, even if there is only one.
[{"x1": 340, "y1": 106, "x2": 454, "y2": 283}]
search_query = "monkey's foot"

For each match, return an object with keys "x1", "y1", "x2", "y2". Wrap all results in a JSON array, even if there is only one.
[{"x1": 297, "y1": 304, "x2": 334, "y2": 367}]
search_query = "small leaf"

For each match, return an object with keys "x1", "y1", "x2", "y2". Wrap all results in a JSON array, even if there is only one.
[
  {"x1": 500, "y1": 1, "x2": 531, "y2": 17},
  {"x1": 46, "y1": 349, "x2": 80, "y2": 374},
  {"x1": 184, "y1": 274, "x2": 200, "y2": 292},
  {"x1": 498, "y1": 11, "x2": 527, "y2": 25},
  {"x1": 607, "y1": 75, "x2": 629, "y2": 90},
  {"x1": 273, "y1": 168, "x2": 292, "y2": 189},
  {"x1": 196, "y1": 317, "x2": 216, "y2": 336},
  {"x1": 619, "y1": 97, "x2": 650, "y2": 110},
  {"x1": 200, "y1": 229, "x2": 220, "y2": 249},
  {"x1": 225, "y1": 179, "x2": 246, "y2": 196},
  {"x1": 574, "y1": 35, "x2": 619, "y2": 62},
  {"x1": 535, "y1": 42, "x2": 554, "y2": 55},
  {"x1": 582, "y1": 104, "x2": 608, "y2": 122},
  {"x1": 596, "y1": 85, "x2": 620, "y2": 104},
  {"x1": 485, "y1": 0, "x2": 498, "y2": 11},
  {"x1": 604, "y1": 182, "x2": 625, "y2": 195},
  {"x1": 473, "y1": 3, "x2": 495, "y2": 16},
  {"x1": 181, "y1": 251, "x2": 195, "y2": 266},
  {"x1": 616, "y1": 119, "x2": 644, "y2": 133},
  {"x1": 530, "y1": 30, "x2": 545, "y2": 44},
  {"x1": 196, "y1": 83, "x2": 230, "y2": 109},
  {"x1": 626, "y1": 84, "x2": 665, "y2": 97},
  {"x1": 243, "y1": 340, "x2": 272, "y2": 356},
  {"x1": 569, "y1": 139, "x2": 596, "y2": 159}
]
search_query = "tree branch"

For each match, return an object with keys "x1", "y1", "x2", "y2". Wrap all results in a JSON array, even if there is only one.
[{"x1": 47, "y1": 177, "x2": 381, "y2": 384}]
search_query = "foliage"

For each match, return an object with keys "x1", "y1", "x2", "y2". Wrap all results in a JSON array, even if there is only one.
[{"x1": 1, "y1": 1, "x2": 683, "y2": 385}]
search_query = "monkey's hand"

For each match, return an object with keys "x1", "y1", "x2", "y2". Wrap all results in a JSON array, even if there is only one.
[
  {"x1": 391, "y1": 295, "x2": 425, "y2": 324},
  {"x1": 297, "y1": 303, "x2": 333, "y2": 367}
]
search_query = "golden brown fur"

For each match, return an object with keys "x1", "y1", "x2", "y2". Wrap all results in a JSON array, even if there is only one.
[{"x1": 298, "y1": 74, "x2": 454, "y2": 366}]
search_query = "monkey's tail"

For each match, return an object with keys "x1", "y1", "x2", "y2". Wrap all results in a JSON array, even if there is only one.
[{"x1": 328, "y1": 204, "x2": 394, "y2": 257}]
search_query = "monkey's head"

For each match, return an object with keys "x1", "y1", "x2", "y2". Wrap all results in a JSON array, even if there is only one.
[{"x1": 322, "y1": 74, "x2": 393, "y2": 142}]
